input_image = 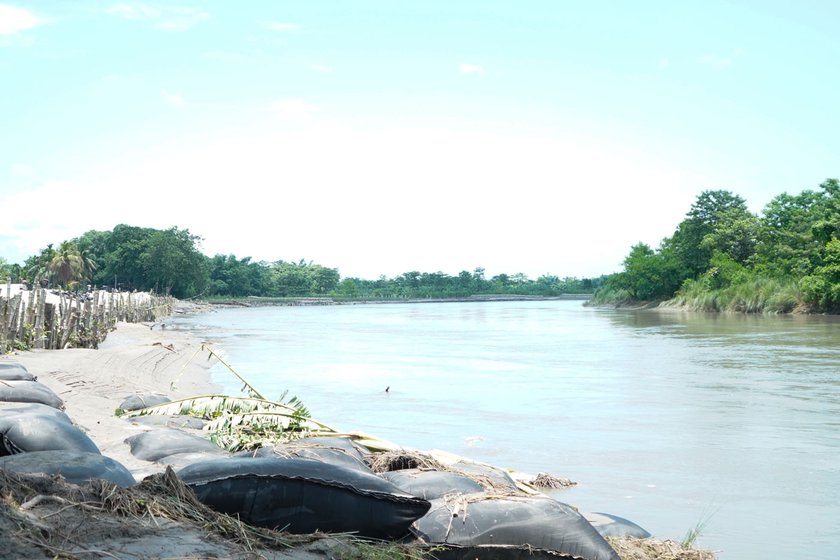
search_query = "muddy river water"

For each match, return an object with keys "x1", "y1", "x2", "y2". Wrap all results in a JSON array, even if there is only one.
[{"x1": 168, "y1": 300, "x2": 840, "y2": 559}]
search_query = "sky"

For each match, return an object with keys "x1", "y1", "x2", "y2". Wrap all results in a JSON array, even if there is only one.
[{"x1": 1, "y1": 1, "x2": 838, "y2": 280}]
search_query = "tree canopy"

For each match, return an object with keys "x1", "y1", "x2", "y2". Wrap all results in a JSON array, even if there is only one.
[
  {"x1": 595, "y1": 178, "x2": 840, "y2": 313},
  {"x1": 3, "y1": 225, "x2": 598, "y2": 300}
]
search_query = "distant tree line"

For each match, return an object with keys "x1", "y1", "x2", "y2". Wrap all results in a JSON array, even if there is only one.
[
  {"x1": 593, "y1": 178, "x2": 840, "y2": 313},
  {"x1": 0, "y1": 224, "x2": 600, "y2": 300},
  {"x1": 333, "y1": 269, "x2": 599, "y2": 299}
]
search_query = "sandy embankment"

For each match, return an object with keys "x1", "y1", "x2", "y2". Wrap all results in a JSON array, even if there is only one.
[{"x1": 5, "y1": 321, "x2": 220, "y2": 477}]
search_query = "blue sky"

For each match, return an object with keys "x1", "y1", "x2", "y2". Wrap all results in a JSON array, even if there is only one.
[{"x1": 1, "y1": 1, "x2": 838, "y2": 279}]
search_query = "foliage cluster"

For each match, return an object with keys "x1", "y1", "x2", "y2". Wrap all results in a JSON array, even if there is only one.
[
  {"x1": 2, "y1": 226, "x2": 600, "y2": 300},
  {"x1": 593, "y1": 178, "x2": 840, "y2": 313}
]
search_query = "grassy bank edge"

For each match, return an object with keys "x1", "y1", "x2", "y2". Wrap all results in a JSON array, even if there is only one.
[{"x1": 588, "y1": 277, "x2": 821, "y2": 314}]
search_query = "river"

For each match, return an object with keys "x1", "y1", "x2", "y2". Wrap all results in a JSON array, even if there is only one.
[{"x1": 165, "y1": 300, "x2": 840, "y2": 559}]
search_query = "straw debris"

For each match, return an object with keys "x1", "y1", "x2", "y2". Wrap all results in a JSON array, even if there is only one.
[
  {"x1": 0, "y1": 468, "x2": 326, "y2": 559},
  {"x1": 608, "y1": 536, "x2": 717, "y2": 560},
  {"x1": 531, "y1": 472, "x2": 577, "y2": 489},
  {"x1": 368, "y1": 450, "x2": 448, "y2": 473}
]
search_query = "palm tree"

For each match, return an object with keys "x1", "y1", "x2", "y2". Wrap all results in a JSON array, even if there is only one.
[
  {"x1": 48, "y1": 241, "x2": 84, "y2": 289},
  {"x1": 27, "y1": 244, "x2": 57, "y2": 287},
  {"x1": 78, "y1": 247, "x2": 98, "y2": 285}
]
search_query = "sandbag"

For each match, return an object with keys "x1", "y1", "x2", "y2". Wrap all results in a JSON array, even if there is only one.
[
  {"x1": 178, "y1": 457, "x2": 431, "y2": 539},
  {"x1": 294, "y1": 436, "x2": 372, "y2": 462},
  {"x1": 126, "y1": 415, "x2": 206, "y2": 430},
  {"x1": 412, "y1": 496, "x2": 620, "y2": 560},
  {"x1": 449, "y1": 460, "x2": 522, "y2": 494},
  {"x1": 0, "y1": 402, "x2": 72, "y2": 423},
  {"x1": 248, "y1": 442, "x2": 372, "y2": 473},
  {"x1": 584, "y1": 512, "x2": 651, "y2": 539},
  {"x1": 125, "y1": 428, "x2": 224, "y2": 462},
  {"x1": 0, "y1": 362, "x2": 37, "y2": 381},
  {"x1": 157, "y1": 451, "x2": 232, "y2": 470},
  {"x1": 0, "y1": 413, "x2": 100, "y2": 456},
  {"x1": 0, "y1": 380, "x2": 64, "y2": 409},
  {"x1": 0, "y1": 450, "x2": 135, "y2": 487},
  {"x1": 381, "y1": 469, "x2": 485, "y2": 500},
  {"x1": 118, "y1": 394, "x2": 172, "y2": 412}
]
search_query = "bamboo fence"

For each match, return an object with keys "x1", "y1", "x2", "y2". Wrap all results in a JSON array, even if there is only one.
[{"x1": 1, "y1": 282, "x2": 174, "y2": 352}]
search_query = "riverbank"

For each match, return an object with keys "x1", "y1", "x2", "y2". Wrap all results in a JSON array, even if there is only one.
[{"x1": 1, "y1": 312, "x2": 716, "y2": 559}]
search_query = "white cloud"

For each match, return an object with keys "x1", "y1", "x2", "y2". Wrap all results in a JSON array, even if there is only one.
[
  {"x1": 105, "y1": 3, "x2": 208, "y2": 31},
  {"x1": 459, "y1": 63, "x2": 483, "y2": 74},
  {"x1": 161, "y1": 90, "x2": 185, "y2": 107},
  {"x1": 311, "y1": 64, "x2": 334, "y2": 73},
  {"x1": 269, "y1": 22, "x2": 299, "y2": 32},
  {"x1": 0, "y1": 4, "x2": 40, "y2": 35},
  {"x1": 270, "y1": 99, "x2": 318, "y2": 119}
]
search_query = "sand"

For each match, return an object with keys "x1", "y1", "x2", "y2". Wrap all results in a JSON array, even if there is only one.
[{"x1": 3, "y1": 320, "x2": 220, "y2": 478}]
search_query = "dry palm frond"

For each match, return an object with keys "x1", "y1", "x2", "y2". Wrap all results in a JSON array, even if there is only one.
[
  {"x1": 607, "y1": 537, "x2": 717, "y2": 560},
  {"x1": 368, "y1": 450, "x2": 448, "y2": 473}
]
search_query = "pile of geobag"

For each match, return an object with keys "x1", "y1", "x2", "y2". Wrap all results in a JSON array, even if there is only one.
[{"x1": 0, "y1": 359, "x2": 656, "y2": 560}]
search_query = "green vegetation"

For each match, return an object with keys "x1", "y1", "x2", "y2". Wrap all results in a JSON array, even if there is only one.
[
  {"x1": 593, "y1": 178, "x2": 840, "y2": 313},
  {"x1": 1, "y1": 226, "x2": 601, "y2": 300}
]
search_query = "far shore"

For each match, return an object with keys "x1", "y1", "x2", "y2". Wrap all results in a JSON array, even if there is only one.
[{"x1": 208, "y1": 293, "x2": 592, "y2": 307}]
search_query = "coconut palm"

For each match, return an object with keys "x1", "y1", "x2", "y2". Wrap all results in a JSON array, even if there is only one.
[
  {"x1": 48, "y1": 241, "x2": 84, "y2": 289},
  {"x1": 26, "y1": 244, "x2": 57, "y2": 287},
  {"x1": 78, "y1": 247, "x2": 98, "y2": 285}
]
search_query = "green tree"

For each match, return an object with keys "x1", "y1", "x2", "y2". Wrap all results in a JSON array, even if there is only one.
[
  {"x1": 25, "y1": 244, "x2": 57, "y2": 287},
  {"x1": 755, "y1": 189, "x2": 827, "y2": 277},
  {"x1": 336, "y1": 278, "x2": 360, "y2": 297},
  {"x1": 617, "y1": 243, "x2": 683, "y2": 300},
  {"x1": 140, "y1": 228, "x2": 208, "y2": 298},
  {"x1": 207, "y1": 255, "x2": 271, "y2": 296},
  {"x1": 271, "y1": 261, "x2": 312, "y2": 296},
  {"x1": 699, "y1": 206, "x2": 760, "y2": 265},
  {"x1": 671, "y1": 190, "x2": 752, "y2": 277},
  {"x1": 48, "y1": 241, "x2": 84, "y2": 289},
  {"x1": 305, "y1": 265, "x2": 340, "y2": 294},
  {"x1": 802, "y1": 237, "x2": 840, "y2": 311}
]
